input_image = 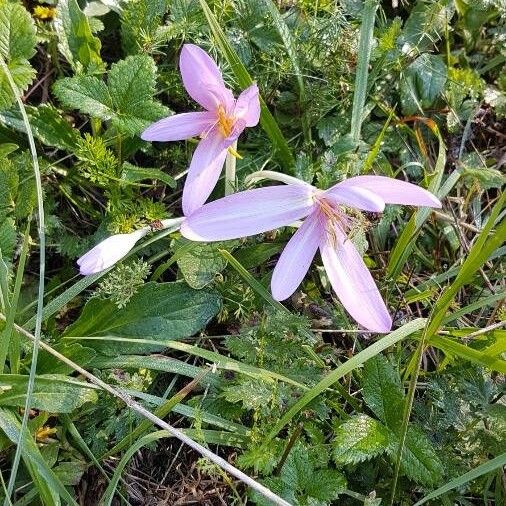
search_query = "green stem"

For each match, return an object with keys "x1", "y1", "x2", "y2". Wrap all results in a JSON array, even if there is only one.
[
  {"x1": 0, "y1": 56, "x2": 46, "y2": 503},
  {"x1": 350, "y1": 0, "x2": 379, "y2": 145}
]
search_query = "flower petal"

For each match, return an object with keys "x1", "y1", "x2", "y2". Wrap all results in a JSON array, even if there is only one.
[
  {"x1": 271, "y1": 211, "x2": 323, "y2": 301},
  {"x1": 77, "y1": 229, "x2": 147, "y2": 275},
  {"x1": 234, "y1": 83, "x2": 261, "y2": 128},
  {"x1": 182, "y1": 131, "x2": 228, "y2": 216},
  {"x1": 179, "y1": 44, "x2": 234, "y2": 112},
  {"x1": 181, "y1": 184, "x2": 315, "y2": 241},
  {"x1": 324, "y1": 185, "x2": 385, "y2": 212},
  {"x1": 336, "y1": 176, "x2": 442, "y2": 208},
  {"x1": 320, "y1": 228, "x2": 392, "y2": 332},
  {"x1": 141, "y1": 111, "x2": 215, "y2": 141}
]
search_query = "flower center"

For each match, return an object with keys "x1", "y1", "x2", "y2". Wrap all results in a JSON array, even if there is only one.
[{"x1": 217, "y1": 104, "x2": 235, "y2": 138}]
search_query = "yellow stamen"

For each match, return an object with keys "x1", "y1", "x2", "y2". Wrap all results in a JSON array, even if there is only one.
[
  {"x1": 217, "y1": 105, "x2": 235, "y2": 138},
  {"x1": 227, "y1": 146, "x2": 243, "y2": 159},
  {"x1": 36, "y1": 426, "x2": 57, "y2": 442}
]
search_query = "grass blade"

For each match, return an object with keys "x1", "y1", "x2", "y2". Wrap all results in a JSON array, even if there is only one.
[{"x1": 413, "y1": 453, "x2": 506, "y2": 506}]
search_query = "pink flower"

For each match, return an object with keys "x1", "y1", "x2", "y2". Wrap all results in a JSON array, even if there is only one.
[
  {"x1": 181, "y1": 175, "x2": 442, "y2": 332},
  {"x1": 141, "y1": 44, "x2": 261, "y2": 215}
]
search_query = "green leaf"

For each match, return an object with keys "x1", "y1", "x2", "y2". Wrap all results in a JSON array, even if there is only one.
[
  {"x1": 362, "y1": 355, "x2": 404, "y2": 430},
  {"x1": 121, "y1": 161, "x2": 176, "y2": 188},
  {"x1": 108, "y1": 54, "x2": 168, "y2": 134},
  {"x1": 387, "y1": 426, "x2": 444, "y2": 486},
  {"x1": 63, "y1": 281, "x2": 221, "y2": 354},
  {"x1": 401, "y1": 54, "x2": 448, "y2": 114},
  {"x1": 55, "y1": 0, "x2": 103, "y2": 73},
  {"x1": 0, "y1": 2, "x2": 36, "y2": 61},
  {"x1": 0, "y1": 374, "x2": 98, "y2": 413},
  {"x1": 0, "y1": 2, "x2": 37, "y2": 109},
  {"x1": 177, "y1": 240, "x2": 228, "y2": 289},
  {"x1": 53, "y1": 74, "x2": 113, "y2": 118},
  {"x1": 333, "y1": 414, "x2": 391, "y2": 465},
  {"x1": 36, "y1": 343, "x2": 96, "y2": 375},
  {"x1": 0, "y1": 104, "x2": 81, "y2": 151},
  {"x1": 53, "y1": 54, "x2": 169, "y2": 135},
  {"x1": 0, "y1": 217, "x2": 16, "y2": 259}
]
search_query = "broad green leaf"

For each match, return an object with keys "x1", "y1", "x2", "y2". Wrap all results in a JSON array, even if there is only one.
[
  {"x1": 53, "y1": 74, "x2": 113, "y2": 118},
  {"x1": 0, "y1": 2, "x2": 37, "y2": 109},
  {"x1": 53, "y1": 54, "x2": 169, "y2": 135},
  {"x1": 0, "y1": 217, "x2": 15, "y2": 258},
  {"x1": 401, "y1": 54, "x2": 447, "y2": 114},
  {"x1": 0, "y1": 407, "x2": 79, "y2": 505},
  {"x1": 333, "y1": 414, "x2": 390, "y2": 464},
  {"x1": 387, "y1": 426, "x2": 444, "y2": 486},
  {"x1": 0, "y1": 104, "x2": 81, "y2": 151},
  {"x1": 362, "y1": 355, "x2": 404, "y2": 430},
  {"x1": 121, "y1": 161, "x2": 176, "y2": 188},
  {"x1": 36, "y1": 342, "x2": 96, "y2": 375},
  {"x1": 107, "y1": 54, "x2": 169, "y2": 134},
  {"x1": 55, "y1": 0, "x2": 103, "y2": 73},
  {"x1": 177, "y1": 240, "x2": 228, "y2": 289},
  {"x1": 0, "y1": 374, "x2": 98, "y2": 412},
  {"x1": 63, "y1": 281, "x2": 222, "y2": 354}
]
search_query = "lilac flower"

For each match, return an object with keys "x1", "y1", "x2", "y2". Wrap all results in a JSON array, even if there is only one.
[
  {"x1": 141, "y1": 44, "x2": 261, "y2": 215},
  {"x1": 77, "y1": 218, "x2": 184, "y2": 275},
  {"x1": 77, "y1": 229, "x2": 148, "y2": 275},
  {"x1": 181, "y1": 175, "x2": 441, "y2": 332}
]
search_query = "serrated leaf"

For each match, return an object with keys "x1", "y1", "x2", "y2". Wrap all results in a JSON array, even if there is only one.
[
  {"x1": 0, "y1": 104, "x2": 81, "y2": 151},
  {"x1": 0, "y1": 3, "x2": 37, "y2": 110},
  {"x1": 0, "y1": 2, "x2": 36, "y2": 61},
  {"x1": 401, "y1": 54, "x2": 447, "y2": 114},
  {"x1": 177, "y1": 240, "x2": 228, "y2": 289},
  {"x1": 0, "y1": 374, "x2": 98, "y2": 413},
  {"x1": 53, "y1": 54, "x2": 168, "y2": 135},
  {"x1": 304, "y1": 468, "x2": 347, "y2": 502},
  {"x1": 222, "y1": 379, "x2": 272, "y2": 410},
  {"x1": 64, "y1": 281, "x2": 221, "y2": 354},
  {"x1": 121, "y1": 161, "x2": 176, "y2": 188},
  {"x1": 387, "y1": 426, "x2": 444, "y2": 486},
  {"x1": 54, "y1": 0, "x2": 103, "y2": 73},
  {"x1": 333, "y1": 414, "x2": 391, "y2": 464},
  {"x1": 53, "y1": 75, "x2": 113, "y2": 119},
  {"x1": 0, "y1": 217, "x2": 16, "y2": 259},
  {"x1": 362, "y1": 355, "x2": 404, "y2": 430}
]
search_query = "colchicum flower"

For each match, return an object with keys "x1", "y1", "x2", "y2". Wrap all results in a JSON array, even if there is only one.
[
  {"x1": 181, "y1": 175, "x2": 442, "y2": 332},
  {"x1": 141, "y1": 44, "x2": 261, "y2": 216},
  {"x1": 77, "y1": 218, "x2": 184, "y2": 275}
]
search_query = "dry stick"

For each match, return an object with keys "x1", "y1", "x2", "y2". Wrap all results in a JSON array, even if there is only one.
[{"x1": 0, "y1": 315, "x2": 291, "y2": 506}]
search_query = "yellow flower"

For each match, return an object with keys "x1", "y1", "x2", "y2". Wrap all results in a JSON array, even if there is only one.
[{"x1": 33, "y1": 6, "x2": 57, "y2": 20}]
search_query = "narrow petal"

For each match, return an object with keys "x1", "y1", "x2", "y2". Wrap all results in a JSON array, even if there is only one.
[
  {"x1": 141, "y1": 111, "x2": 215, "y2": 142},
  {"x1": 182, "y1": 132, "x2": 228, "y2": 216},
  {"x1": 336, "y1": 176, "x2": 442, "y2": 208},
  {"x1": 179, "y1": 44, "x2": 234, "y2": 112},
  {"x1": 271, "y1": 211, "x2": 323, "y2": 301},
  {"x1": 77, "y1": 229, "x2": 147, "y2": 275},
  {"x1": 320, "y1": 229, "x2": 392, "y2": 332},
  {"x1": 324, "y1": 185, "x2": 385, "y2": 212},
  {"x1": 181, "y1": 184, "x2": 315, "y2": 241},
  {"x1": 234, "y1": 83, "x2": 261, "y2": 128}
]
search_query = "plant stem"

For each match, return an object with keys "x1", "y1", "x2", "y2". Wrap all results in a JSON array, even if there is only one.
[
  {"x1": 0, "y1": 56, "x2": 46, "y2": 503},
  {"x1": 350, "y1": 0, "x2": 379, "y2": 145},
  {"x1": 225, "y1": 140, "x2": 237, "y2": 195}
]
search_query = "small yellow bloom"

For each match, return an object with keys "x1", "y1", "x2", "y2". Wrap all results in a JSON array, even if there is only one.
[
  {"x1": 33, "y1": 6, "x2": 57, "y2": 21},
  {"x1": 36, "y1": 426, "x2": 58, "y2": 442}
]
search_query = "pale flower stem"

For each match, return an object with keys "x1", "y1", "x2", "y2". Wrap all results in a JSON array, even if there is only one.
[
  {"x1": 224, "y1": 140, "x2": 237, "y2": 196},
  {"x1": 245, "y1": 170, "x2": 311, "y2": 188}
]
